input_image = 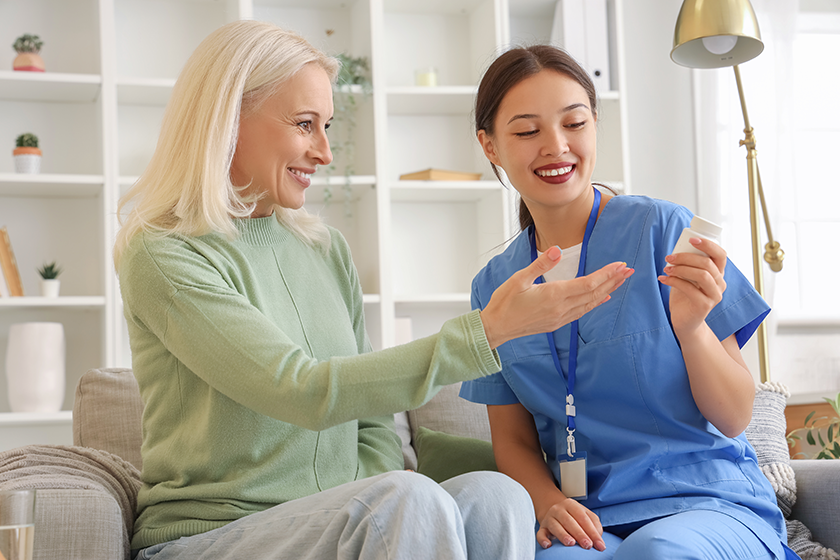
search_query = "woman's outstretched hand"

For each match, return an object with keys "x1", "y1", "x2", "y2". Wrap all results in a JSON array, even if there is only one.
[{"x1": 480, "y1": 246, "x2": 634, "y2": 349}]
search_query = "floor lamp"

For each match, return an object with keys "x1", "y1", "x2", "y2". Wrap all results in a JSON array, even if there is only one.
[{"x1": 670, "y1": 0, "x2": 785, "y2": 383}]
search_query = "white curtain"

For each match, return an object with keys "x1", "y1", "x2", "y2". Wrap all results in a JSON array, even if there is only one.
[{"x1": 692, "y1": 0, "x2": 799, "y2": 379}]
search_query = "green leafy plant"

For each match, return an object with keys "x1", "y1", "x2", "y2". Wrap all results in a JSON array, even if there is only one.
[
  {"x1": 323, "y1": 52, "x2": 372, "y2": 217},
  {"x1": 15, "y1": 133, "x2": 39, "y2": 148},
  {"x1": 37, "y1": 261, "x2": 62, "y2": 280},
  {"x1": 13, "y1": 34, "x2": 43, "y2": 54},
  {"x1": 787, "y1": 391, "x2": 840, "y2": 460},
  {"x1": 335, "y1": 53, "x2": 371, "y2": 89}
]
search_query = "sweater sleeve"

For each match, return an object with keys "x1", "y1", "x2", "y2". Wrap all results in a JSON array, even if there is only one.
[
  {"x1": 339, "y1": 231, "x2": 404, "y2": 472},
  {"x1": 121, "y1": 233, "x2": 501, "y2": 433},
  {"x1": 356, "y1": 414, "x2": 405, "y2": 476}
]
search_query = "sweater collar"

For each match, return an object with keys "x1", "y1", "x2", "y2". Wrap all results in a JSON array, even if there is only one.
[{"x1": 234, "y1": 215, "x2": 293, "y2": 246}]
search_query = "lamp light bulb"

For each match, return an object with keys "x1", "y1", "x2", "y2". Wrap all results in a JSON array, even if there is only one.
[{"x1": 701, "y1": 35, "x2": 739, "y2": 55}]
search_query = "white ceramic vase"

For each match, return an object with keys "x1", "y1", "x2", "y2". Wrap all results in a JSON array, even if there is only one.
[
  {"x1": 5, "y1": 322, "x2": 65, "y2": 413},
  {"x1": 40, "y1": 279, "x2": 60, "y2": 297}
]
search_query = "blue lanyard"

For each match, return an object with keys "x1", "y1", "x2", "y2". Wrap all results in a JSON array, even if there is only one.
[{"x1": 528, "y1": 186, "x2": 600, "y2": 455}]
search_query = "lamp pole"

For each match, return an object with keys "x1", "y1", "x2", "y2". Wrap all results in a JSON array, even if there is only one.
[{"x1": 733, "y1": 64, "x2": 784, "y2": 383}]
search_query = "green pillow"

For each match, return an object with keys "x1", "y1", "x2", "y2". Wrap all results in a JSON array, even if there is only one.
[{"x1": 414, "y1": 426, "x2": 497, "y2": 483}]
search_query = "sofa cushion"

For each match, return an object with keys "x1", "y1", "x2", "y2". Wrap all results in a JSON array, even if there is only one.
[
  {"x1": 408, "y1": 382, "x2": 492, "y2": 445},
  {"x1": 73, "y1": 368, "x2": 144, "y2": 470},
  {"x1": 415, "y1": 427, "x2": 496, "y2": 483},
  {"x1": 745, "y1": 381, "x2": 839, "y2": 559},
  {"x1": 394, "y1": 412, "x2": 418, "y2": 471}
]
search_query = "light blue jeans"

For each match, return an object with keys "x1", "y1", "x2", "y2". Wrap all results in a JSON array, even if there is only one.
[
  {"x1": 133, "y1": 470, "x2": 536, "y2": 560},
  {"x1": 534, "y1": 509, "x2": 785, "y2": 560}
]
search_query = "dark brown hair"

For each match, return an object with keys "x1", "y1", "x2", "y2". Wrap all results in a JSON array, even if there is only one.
[{"x1": 475, "y1": 45, "x2": 598, "y2": 231}]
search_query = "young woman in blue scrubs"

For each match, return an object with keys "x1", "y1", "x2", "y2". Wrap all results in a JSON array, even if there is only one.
[{"x1": 461, "y1": 45, "x2": 798, "y2": 560}]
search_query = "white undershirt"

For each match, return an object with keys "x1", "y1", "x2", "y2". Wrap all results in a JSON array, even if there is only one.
[{"x1": 539, "y1": 243, "x2": 582, "y2": 282}]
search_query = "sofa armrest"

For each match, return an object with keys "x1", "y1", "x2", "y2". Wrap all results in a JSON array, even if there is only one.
[
  {"x1": 33, "y1": 488, "x2": 127, "y2": 560},
  {"x1": 790, "y1": 460, "x2": 840, "y2": 553}
]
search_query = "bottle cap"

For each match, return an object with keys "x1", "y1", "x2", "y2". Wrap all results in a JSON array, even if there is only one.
[{"x1": 689, "y1": 216, "x2": 722, "y2": 238}]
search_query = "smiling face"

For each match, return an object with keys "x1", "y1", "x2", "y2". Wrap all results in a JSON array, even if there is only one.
[
  {"x1": 231, "y1": 63, "x2": 334, "y2": 217},
  {"x1": 477, "y1": 69, "x2": 597, "y2": 221}
]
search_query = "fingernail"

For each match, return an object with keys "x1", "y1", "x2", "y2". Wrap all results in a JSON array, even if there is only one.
[
  {"x1": 563, "y1": 537, "x2": 575, "y2": 547},
  {"x1": 596, "y1": 540, "x2": 606, "y2": 551},
  {"x1": 547, "y1": 246, "x2": 562, "y2": 261},
  {"x1": 690, "y1": 237, "x2": 701, "y2": 245},
  {"x1": 665, "y1": 255, "x2": 674, "y2": 262},
  {"x1": 541, "y1": 540, "x2": 551, "y2": 549},
  {"x1": 664, "y1": 266, "x2": 673, "y2": 273},
  {"x1": 582, "y1": 539, "x2": 592, "y2": 549}
]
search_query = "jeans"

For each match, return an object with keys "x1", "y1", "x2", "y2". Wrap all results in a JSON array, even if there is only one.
[{"x1": 133, "y1": 470, "x2": 536, "y2": 560}]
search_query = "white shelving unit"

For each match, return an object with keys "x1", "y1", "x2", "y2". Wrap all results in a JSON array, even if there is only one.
[{"x1": 0, "y1": 0, "x2": 629, "y2": 450}]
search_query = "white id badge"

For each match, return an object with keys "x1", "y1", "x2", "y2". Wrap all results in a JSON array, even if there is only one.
[{"x1": 558, "y1": 452, "x2": 588, "y2": 500}]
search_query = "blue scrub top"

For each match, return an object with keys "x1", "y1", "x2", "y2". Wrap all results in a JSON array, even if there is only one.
[{"x1": 461, "y1": 195, "x2": 792, "y2": 557}]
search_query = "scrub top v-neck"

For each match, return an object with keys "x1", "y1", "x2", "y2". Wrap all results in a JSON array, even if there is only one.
[{"x1": 461, "y1": 194, "x2": 787, "y2": 556}]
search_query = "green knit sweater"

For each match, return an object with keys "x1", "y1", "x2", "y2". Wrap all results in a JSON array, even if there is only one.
[{"x1": 119, "y1": 216, "x2": 501, "y2": 549}]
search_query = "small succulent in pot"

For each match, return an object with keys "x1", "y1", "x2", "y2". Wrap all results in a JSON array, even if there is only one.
[
  {"x1": 12, "y1": 34, "x2": 45, "y2": 72},
  {"x1": 38, "y1": 261, "x2": 62, "y2": 297},
  {"x1": 38, "y1": 261, "x2": 62, "y2": 280},
  {"x1": 15, "y1": 133, "x2": 39, "y2": 150},
  {"x1": 13, "y1": 133, "x2": 42, "y2": 173}
]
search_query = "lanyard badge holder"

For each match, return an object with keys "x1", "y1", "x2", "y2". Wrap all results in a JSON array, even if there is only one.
[{"x1": 528, "y1": 187, "x2": 601, "y2": 501}]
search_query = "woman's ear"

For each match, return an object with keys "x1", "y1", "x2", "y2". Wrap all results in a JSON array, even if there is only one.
[{"x1": 477, "y1": 129, "x2": 502, "y2": 167}]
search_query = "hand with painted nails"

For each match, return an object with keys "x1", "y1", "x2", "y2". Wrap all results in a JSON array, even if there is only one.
[
  {"x1": 658, "y1": 236, "x2": 727, "y2": 338},
  {"x1": 537, "y1": 497, "x2": 606, "y2": 552},
  {"x1": 480, "y1": 247, "x2": 634, "y2": 349}
]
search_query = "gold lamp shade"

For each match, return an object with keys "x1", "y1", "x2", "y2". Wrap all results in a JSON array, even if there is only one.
[{"x1": 671, "y1": 0, "x2": 764, "y2": 68}]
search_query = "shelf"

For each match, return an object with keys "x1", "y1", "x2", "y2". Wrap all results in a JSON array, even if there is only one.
[
  {"x1": 395, "y1": 293, "x2": 471, "y2": 304},
  {"x1": 0, "y1": 297, "x2": 106, "y2": 309},
  {"x1": 385, "y1": 0, "x2": 486, "y2": 15},
  {"x1": 0, "y1": 174, "x2": 105, "y2": 197},
  {"x1": 117, "y1": 77, "x2": 176, "y2": 106},
  {"x1": 0, "y1": 411, "x2": 72, "y2": 427},
  {"x1": 312, "y1": 175, "x2": 376, "y2": 187},
  {"x1": 0, "y1": 71, "x2": 102, "y2": 103},
  {"x1": 387, "y1": 86, "x2": 477, "y2": 114},
  {"x1": 389, "y1": 181, "x2": 500, "y2": 202},
  {"x1": 256, "y1": 0, "x2": 360, "y2": 7},
  {"x1": 120, "y1": 176, "x2": 378, "y2": 203}
]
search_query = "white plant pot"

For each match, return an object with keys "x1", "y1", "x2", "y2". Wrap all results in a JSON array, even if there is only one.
[
  {"x1": 40, "y1": 279, "x2": 60, "y2": 298},
  {"x1": 5, "y1": 322, "x2": 65, "y2": 413},
  {"x1": 14, "y1": 154, "x2": 41, "y2": 174}
]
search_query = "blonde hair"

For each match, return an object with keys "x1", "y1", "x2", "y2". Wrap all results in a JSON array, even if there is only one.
[{"x1": 114, "y1": 20, "x2": 339, "y2": 268}]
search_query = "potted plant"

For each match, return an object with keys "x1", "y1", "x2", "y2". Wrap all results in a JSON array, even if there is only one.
[
  {"x1": 37, "y1": 261, "x2": 62, "y2": 297},
  {"x1": 12, "y1": 34, "x2": 44, "y2": 72},
  {"x1": 13, "y1": 133, "x2": 42, "y2": 174},
  {"x1": 322, "y1": 51, "x2": 372, "y2": 217},
  {"x1": 787, "y1": 391, "x2": 840, "y2": 459}
]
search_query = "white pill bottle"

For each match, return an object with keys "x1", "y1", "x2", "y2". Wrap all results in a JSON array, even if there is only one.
[{"x1": 672, "y1": 216, "x2": 722, "y2": 257}]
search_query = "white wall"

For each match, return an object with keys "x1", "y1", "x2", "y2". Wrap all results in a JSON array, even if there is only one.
[
  {"x1": 617, "y1": 0, "x2": 763, "y2": 387},
  {"x1": 621, "y1": 1, "x2": 840, "y2": 402},
  {"x1": 621, "y1": 0, "x2": 697, "y2": 209}
]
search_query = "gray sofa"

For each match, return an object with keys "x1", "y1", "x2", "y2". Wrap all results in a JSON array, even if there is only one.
[{"x1": 2, "y1": 368, "x2": 839, "y2": 559}]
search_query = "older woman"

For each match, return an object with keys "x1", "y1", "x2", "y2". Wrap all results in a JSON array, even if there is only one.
[{"x1": 114, "y1": 21, "x2": 632, "y2": 560}]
